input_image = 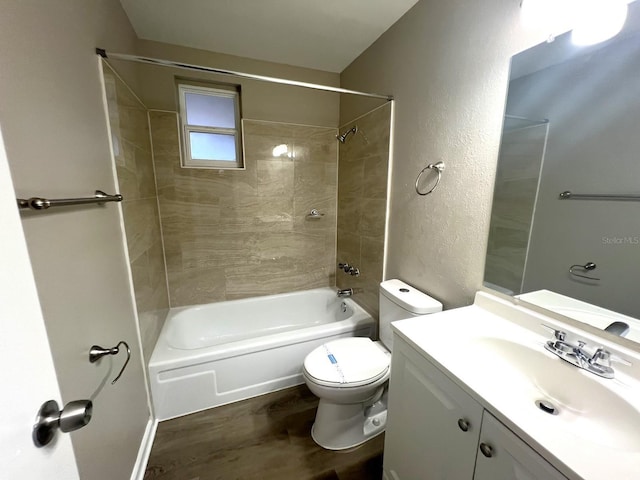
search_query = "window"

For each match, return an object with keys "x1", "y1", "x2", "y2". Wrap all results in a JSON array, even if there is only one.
[{"x1": 178, "y1": 83, "x2": 243, "y2": 169}]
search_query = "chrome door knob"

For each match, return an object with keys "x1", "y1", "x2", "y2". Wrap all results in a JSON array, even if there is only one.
[{"x1": 33, "y1": 399, "x2": 93, "y2": 447}]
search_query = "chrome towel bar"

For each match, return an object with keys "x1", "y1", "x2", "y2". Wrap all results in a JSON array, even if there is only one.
[
  {"x1": 559, "y1": 191, "x2": 640, "y2": 201},
  {"x1": 17, "y1": 190, "x2": 123, "y2": 210}
]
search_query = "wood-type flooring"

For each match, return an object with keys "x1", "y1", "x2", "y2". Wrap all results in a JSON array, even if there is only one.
[{"x1": 144, "y1": 385, "x2": 384, "y2": 480}]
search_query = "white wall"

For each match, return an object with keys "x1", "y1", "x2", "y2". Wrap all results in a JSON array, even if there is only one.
[
  {"x1": 340, "y1": 0, "x2": 551, "y2": 307},
  {"x1": 0, "y1": 1, "x2": 150, "y2": 478}
]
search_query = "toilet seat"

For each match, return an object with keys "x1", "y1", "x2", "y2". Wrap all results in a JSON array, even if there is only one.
[{"x1": 303, "y1": 337, "x2": 390, "y2": 388}]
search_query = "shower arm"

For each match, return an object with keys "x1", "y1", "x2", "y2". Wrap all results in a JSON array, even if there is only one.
[{"x1": 337, "y1": 126, "x2": 358, "y2": 143}]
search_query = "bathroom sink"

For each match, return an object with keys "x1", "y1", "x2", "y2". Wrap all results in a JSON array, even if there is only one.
[
  {"x1": 469, "y1": 337, "x2": 640, "y2": 451},
  {"x1": 392, "y1": 291, "x2": 640, "y2": 479}
]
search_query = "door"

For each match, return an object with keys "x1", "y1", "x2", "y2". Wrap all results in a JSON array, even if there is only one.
[
  {"x1": 0, "y1": 128, "x2": 79, "y2": 479},
  {"x1": 383, "y1": 337, "x2": 484, "y2": 480},
  {"x1": 473, "y1": 412, "x2": 567, "y2": 480}
]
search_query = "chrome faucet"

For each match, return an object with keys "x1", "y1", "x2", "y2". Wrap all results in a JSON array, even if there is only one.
[
  {"x1": 542, "y1": 325, "x2": 631, "y2": 379},
  {"x1": 337, "y1": 288, "x2": 353, "y2": 298},
  {"x1": 338, "y1": 262, "x2": 360, "y2": 276}
]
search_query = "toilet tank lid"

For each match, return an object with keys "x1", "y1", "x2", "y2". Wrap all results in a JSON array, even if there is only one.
[{"x1": 379, "y1": 279, "x2": 442, "y2": 314}]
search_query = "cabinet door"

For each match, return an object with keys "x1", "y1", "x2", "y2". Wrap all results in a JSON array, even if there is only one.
[
  {"x1": 474, "y1": 412, "x2": 567, "y2": 480},
  {"x1": 383, "y1": 337, "x2": 484, "y2": 480}
]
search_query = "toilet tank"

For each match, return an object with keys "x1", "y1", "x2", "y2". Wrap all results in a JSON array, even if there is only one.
[{"x1": 379, "y1": 279, "x2": 442, "y2": 351}]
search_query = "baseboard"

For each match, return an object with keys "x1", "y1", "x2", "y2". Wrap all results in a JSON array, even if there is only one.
[{"x1": 130, "y1": 417, "x2": 158, "y2": 480}]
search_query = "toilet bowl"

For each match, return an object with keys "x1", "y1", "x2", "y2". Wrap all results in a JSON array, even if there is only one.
[
  {"x1": 303, "y1": 279, "x2": 442, "y2": 450},
  {"x1": 303, "y1": 337, "x2": 390, "y2": 450}
]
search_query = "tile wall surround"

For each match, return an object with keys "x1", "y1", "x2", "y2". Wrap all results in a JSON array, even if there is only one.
[
  {"x1": 485, "y1": 124, "x2": 547, "y2": 294},
  {"x1": 149, "y1": 113, "x2": 338, "y2": 306},
  {"x1": 104, "y1": 62, "x2": 389, "y2": 318},
  {"x1": 102, "y1": 62, "x2": 169, "y2": 364},
  {"x1": 336, "y1": 103, "x2": 391, "y2": 317}
]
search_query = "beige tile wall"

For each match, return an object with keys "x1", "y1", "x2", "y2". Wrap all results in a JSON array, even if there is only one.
[
  {"x1": 485, "y1": 123, "x2": 547, "y2": 294},
  {"x1": 336, "y1": 103, "x2": 391, "y2": 317},
  {"x1": 149, "y1": 113, "x2": 338, "y2": 306},
  {"x1": 102, "y1": 63, "x2": 169, "y2": 364}
]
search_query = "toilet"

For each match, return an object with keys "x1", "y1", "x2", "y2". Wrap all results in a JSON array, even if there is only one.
[{"x1": 302, "y1": 279, "x2": 442, "y2": 450}]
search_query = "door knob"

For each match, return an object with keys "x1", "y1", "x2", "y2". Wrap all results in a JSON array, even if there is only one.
[{"x1": 33, "y1": 399, "x2": 93, "y2": 447}]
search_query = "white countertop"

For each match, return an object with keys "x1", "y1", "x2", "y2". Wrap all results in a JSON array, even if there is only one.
[{"x1": 391, "y1": 291, "x2": 640, "y2": 480}]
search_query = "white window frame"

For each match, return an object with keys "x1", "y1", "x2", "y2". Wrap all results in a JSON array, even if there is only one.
[{"x1": 178, "y1": 83, "x2": 243, "y2": 169}]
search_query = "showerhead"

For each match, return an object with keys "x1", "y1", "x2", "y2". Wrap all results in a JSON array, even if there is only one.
[{"x1": 337, "y1": 126, "x2": 358, "y2": 143}]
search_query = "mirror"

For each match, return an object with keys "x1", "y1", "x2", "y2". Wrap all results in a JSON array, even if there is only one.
[{"x1": 485, "y1": 1, "x2": 640, "y2": 339}]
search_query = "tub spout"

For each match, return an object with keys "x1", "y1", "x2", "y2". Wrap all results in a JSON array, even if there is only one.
[{"x1": 337, "y1": 288, "x2": 353, "y2": 298}]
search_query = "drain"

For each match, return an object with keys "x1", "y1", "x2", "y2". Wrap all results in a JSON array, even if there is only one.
[{"x1": 535, "y1": 399, "x2": 559, "y2": 415}]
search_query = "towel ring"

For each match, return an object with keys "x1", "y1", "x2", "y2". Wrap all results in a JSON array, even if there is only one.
[{"x1": 415, "y1": 161, "x2": 445, "y2": 196}]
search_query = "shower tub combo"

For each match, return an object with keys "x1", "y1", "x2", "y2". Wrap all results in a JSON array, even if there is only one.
[{"x1": 149, "y1": 287, "x2": 375, "y2": 420}]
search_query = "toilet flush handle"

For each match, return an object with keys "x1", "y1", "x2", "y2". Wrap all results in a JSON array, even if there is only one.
[{"x1": 89, "y1": 340, "x2": 131, "y2": 384}]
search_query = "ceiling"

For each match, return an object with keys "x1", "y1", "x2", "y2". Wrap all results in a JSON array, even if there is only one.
[{"x1": 119, "y1": 0, "x2": 420, "y2": 73}]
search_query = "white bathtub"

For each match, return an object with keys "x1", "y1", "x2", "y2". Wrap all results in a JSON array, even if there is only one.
[{"x1": 149, "y1": 287, "x2": 375, "y2": 421}]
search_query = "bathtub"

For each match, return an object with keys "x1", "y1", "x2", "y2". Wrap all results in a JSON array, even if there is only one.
[{"x1": 149, "y1": 287, "x2": 375, "y2": 421}]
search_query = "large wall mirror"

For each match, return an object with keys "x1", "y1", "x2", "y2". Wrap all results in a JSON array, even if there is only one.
[{"x1": 485, "y1": 1, "x2": 640, "y2": 341}]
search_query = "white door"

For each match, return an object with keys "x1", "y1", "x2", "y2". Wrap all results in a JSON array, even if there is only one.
[{"x1": 0, "y1": 127, "x2": 79, "y2": 479}]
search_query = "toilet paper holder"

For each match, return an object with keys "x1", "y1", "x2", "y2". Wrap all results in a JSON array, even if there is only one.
[
  {"x1": 32, "y1": 340, "x2": 131, "y2": 447},
  {"x1": 89, "y1": 340, "x2": 131, "y2": 385}
]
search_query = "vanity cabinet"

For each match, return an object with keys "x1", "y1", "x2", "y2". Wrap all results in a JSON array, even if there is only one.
[
  {"x1": 383, "y1": 336, "x2": 483, "y2": 479},
  {"x1": 383, "y1": 336, "x2": 567, "y2": 480},
  {"x1": 474, "y1": 412, "x2": 566, "y2": 480}
]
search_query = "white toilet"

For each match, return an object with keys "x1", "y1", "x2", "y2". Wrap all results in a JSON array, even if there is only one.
[{"x1": 302, "y1": 279, "x2": 442, "y2": 450}]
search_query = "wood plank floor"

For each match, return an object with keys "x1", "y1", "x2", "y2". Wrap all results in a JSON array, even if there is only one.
[{"x1": 144, "y1": 385, "x2": 384, "y2": 480}]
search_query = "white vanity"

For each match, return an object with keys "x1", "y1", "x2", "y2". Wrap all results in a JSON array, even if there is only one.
[{"x1": 383, "y1": 291, "x2": 640, "y2": 480}]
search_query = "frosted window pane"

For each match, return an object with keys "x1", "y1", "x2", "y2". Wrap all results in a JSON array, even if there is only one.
[
  {"x1": 189, "y1": 132, "x2": 237, "y2": 161},
  {"x1": 185, "y1": 92, "x2": 236, "y2": 128}
]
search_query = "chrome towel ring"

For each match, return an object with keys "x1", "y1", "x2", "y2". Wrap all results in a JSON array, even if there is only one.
[{"x1": 415, "y1": 162, "x2": 445, "y2": 196}]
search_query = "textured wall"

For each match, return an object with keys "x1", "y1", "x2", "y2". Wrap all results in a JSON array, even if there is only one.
[
  {"x1": 336, "y1": 103, "x2": 391, "y2": 316},
  {"x1": 0, "y1": 1, "x2": 150, "y2": 479},
  {"x1": 340, "y1": 0, "x2": 548, "y2": 308},
  {"x1": 102, "y1": 63, "x2": 169, "y2": 364},
  {"x1": 150, "y1": 113, "x2": 337, "y2": 306}
]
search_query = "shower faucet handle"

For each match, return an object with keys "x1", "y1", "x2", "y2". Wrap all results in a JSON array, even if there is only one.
[
  {"x1": 339, "y1": 262, "x2": 352, "y2": 273},
  {"x1": 338, "y1": 262, "x2": 360, "y2": 276}
]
